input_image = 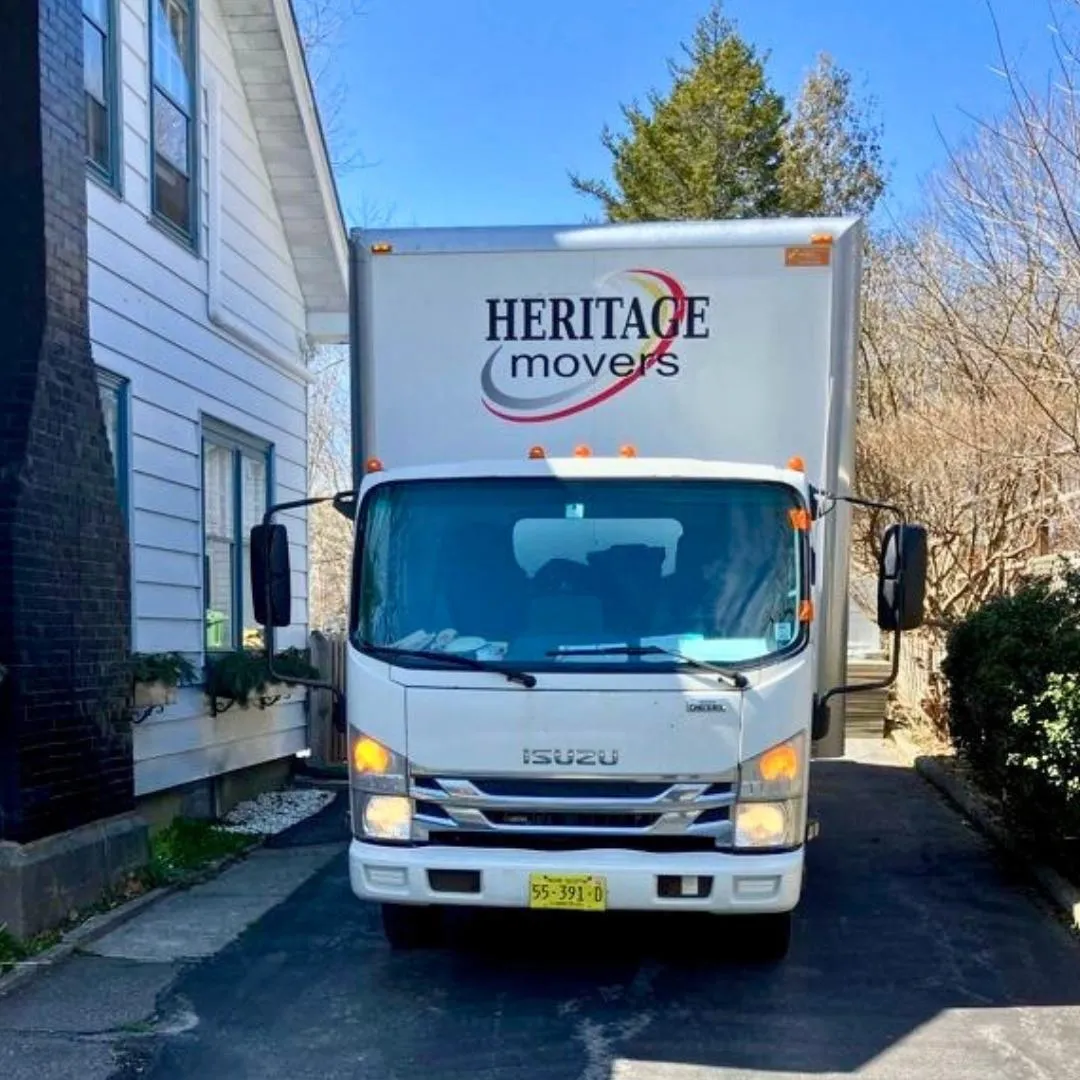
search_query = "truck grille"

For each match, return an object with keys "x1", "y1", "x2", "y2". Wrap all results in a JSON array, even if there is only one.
[{"x1": 411, "y1": 772, "x2": 736, "y2": 848}]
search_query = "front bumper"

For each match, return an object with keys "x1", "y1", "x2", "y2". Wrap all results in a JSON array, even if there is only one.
[{"x1": 348, "y1": 840, "x2": 804, "y2": 914}]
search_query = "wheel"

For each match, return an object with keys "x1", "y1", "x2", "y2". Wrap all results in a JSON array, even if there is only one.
[
  {"x1": 380, "y1": 903, "x2": 442, "y2": 949},
  {"x1": 735, "y1": 911, "x2": 793, "y2": 963}
]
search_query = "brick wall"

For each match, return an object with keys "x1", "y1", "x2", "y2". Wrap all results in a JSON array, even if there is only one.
[{"x1": 0, "y1": 0, "x2": 134, "y2": 843}]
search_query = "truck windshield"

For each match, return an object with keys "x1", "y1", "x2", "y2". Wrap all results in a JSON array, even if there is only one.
[{"x1": 353, "y1": 478, "x2": 807, "y2": 672}]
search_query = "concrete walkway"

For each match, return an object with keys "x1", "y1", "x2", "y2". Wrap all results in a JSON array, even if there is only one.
[{"x1": 0, "y1": 806, "x2": 345, "y2": 1080}]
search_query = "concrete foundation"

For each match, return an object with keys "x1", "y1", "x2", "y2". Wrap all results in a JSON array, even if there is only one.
[
  {"x1": 136, "y1": 758, "x2": 293, "y2": 835},
  {"x1": 0, "y1": 812, "x2": 148, "y2": 941}
]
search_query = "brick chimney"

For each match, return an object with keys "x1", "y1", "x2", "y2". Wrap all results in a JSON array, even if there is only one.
[{"x1": 0, "y1": 0, "x2": 134, "y2": 844}]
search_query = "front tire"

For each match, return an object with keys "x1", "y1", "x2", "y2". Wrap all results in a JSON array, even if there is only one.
[
  {"x1": 380, "y1": 903, "x2": 442, "y2": 950},
  {"x1": 736, "y1": 911, "x2": 793, "y2": 963}
]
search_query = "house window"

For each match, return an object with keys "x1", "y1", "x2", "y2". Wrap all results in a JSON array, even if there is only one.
[
  {"x1": 150, "y1": 0, "x2": 197, "y2": 241},
  {"x1": 84, "y1": 0, "x2": 119, "y2": 185},
  {"x1": 202, "y1": 421, "x2": 272, "y2": 651},
  {"x1": 96, "y1": 367, "x2": 129, "y2": 514}
]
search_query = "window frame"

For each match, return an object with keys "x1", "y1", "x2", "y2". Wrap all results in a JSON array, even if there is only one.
[
  {"x1": 148, "y1": 0, "x2": 200, "y2": 248},
  {"x1": 95, "y1": 366, "x2": 131, "y2": 519},
  {"x1": 200, "y1": 418, "x2": 274, "y2": 653},
  {"x1": 83, "y1": 0, "x2": 123, "y2": 191}
]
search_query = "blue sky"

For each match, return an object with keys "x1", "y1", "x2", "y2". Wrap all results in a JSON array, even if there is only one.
[{"x1": 324, "y1": 0, "x2": 1063, "y2": 229}]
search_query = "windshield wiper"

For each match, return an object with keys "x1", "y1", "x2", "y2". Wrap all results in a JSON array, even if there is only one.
[
  {"x1": 547, "y1": 645, "x2": 748, "y2": 689},
  {"x1": 360, "y1": 641, "x2": 537, "y2": 689}
]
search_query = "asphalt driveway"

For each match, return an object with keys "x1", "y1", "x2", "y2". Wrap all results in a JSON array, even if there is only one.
[{"x1": 3, "y1": 740, "x2": 1080, "y2": 1079}]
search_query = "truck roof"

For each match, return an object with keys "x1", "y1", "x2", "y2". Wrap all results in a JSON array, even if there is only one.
[
  {"x1": 351, "y1": 217, "x2": 861, "y2": 256},
  {"x1": 359, "y1": 456, "x2": 811, "y2": 494}
]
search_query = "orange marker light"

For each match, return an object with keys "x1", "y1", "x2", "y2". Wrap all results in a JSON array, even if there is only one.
[
  {"x1": 370, "y1": 242, "x2": 393, "y2": 254},
  {"x1": 787, "y1": 456, "x2": 806, "y2": 472},
  {"x1": 353, "y1": 736, "x2": 391, "y2": 774},
  {"x1": 528, "y1": 446, "x2": 546, "y2": 459},
  {"x1": 365, "y1": 457, "x2": 384, "y2": 473},
  {"x1": 619, "y1": 444, "x2": 638, "y2": 458},
  {"x1": 789, "y1": 508, "x2": 812, "y2": 532},
  {"x1": 799, "y1": 599, "x2": 815, "y2": 623},
  {"x1": 810, "y1": 233, "x2": 834, "y2": 246},
  {"x1": 759, "y1": 743, "x2": 800, "y2": 783},
  {"x1": 573, "y1": 444, "x2": 592, "y2": 458}
]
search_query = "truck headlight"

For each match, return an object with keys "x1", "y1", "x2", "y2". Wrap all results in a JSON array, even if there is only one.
[
  {"x1": 361, "y1": 795, "x2": 413, "y2": 842},
  {"x1": 735, "y1": 802, "x2": 793, "y2": 848},
  {"x1": 348, "y1": 730, "x2": 411, "y2": 841},
  {"x1": 734, "y1": 732, "x2": 806, "y2": 849}
]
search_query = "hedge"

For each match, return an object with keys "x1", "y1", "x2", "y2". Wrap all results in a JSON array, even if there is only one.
[{"x1": 942, "y1": 572, "x2": 1080, "y2": 878}]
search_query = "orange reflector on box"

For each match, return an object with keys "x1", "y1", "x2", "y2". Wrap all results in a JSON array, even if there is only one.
[
  {"x1": 785, "y1": 245, "x2": 831, "y2": 268},
  {"x1": 799, "y1": 599, "x2": 814, "y2": 623}
]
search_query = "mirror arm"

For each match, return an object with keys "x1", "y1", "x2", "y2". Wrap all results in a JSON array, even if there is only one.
[
  {"x1": 261, "y1": 491, "x2": 357, "y2": 701},
  {"x1": 810, "y1": 486, "x2": 906, "y2": 524},
  {"x1": 813, "y1": 624, "x2": 901, "y2": 741},
  {"x1": 820, "y1": 623, "x2": 901, "y2": 709},
  {"x1": 809, "y1": 487, "x2": 910, "y2": 741}
]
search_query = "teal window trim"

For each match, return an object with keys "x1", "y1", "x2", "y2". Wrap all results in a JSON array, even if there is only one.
[
  {"x1": 84, "y1": 0, "x2": 123, "y2": 191},
  {"x1": 95, "y1": 366, "x2": 130, "y2": 517},
  {"x1": 201, "y1": 417, "x2": 273, "y2": 653},
  {"x1": 149, "y1": 0, "x2": 200, "y2": 249}
]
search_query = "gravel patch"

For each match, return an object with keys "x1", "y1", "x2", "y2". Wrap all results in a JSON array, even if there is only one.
[{"x1": 221, "y1": 789, "x2": 336, "y2": 836}]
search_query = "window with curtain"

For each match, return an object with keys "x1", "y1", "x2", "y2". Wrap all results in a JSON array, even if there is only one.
[
  {"x1": 151, "y1": 0, "x2": 197, "y2": 240},
  {"x1": 202, "y1": 422, "x2": 271, "y2": 651},
  {"x1": 84, "y1": 0, "x2": 119, "y2": 185},
  {"x1": 96, "y1": 367, "x2": 129, "y2": 513}
]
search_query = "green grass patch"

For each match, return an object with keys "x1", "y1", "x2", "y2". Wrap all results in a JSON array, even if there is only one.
[
  {"x1": 0, "y1": 924, "x2": 62, "y2": 975},
  {"x1": 144, "y1": 818, "x2": 259, "y2": 887}
]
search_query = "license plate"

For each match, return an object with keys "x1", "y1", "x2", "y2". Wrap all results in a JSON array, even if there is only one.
[{"x1": 528, "y1": 873, "x2": 607, "y2": 911}]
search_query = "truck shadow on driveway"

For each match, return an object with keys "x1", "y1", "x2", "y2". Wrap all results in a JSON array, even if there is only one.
[{"x1": 147, "y1": 759, "x2": 1080, "y2": 1079}]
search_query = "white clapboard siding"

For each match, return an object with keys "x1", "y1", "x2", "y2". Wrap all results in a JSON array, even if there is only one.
[{"x1": 87, "y1": 0, "x2": 322, "y2": 796}]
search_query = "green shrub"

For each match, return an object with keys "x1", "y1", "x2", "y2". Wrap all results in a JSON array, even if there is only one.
[
  {"x1": 942, "y1": 571, "x2": 1080, "y2": 874},
  {"x1": 943, "y1": 574, "x2": 1080, "y2": 782}
]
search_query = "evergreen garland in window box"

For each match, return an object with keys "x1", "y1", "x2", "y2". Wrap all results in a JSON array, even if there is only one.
[
  {"x1": 204, "y1": 648, "x2": 319, "y2": 713},
  {"x1": 131, "y1": 652, "x2": 197, "y2": 708}
]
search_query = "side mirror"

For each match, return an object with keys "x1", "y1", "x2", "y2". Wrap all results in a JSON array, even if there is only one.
[
  {"x1": 877, "y1": 523, "x2": 927, "y2": 632},
  {"x1": 251, "y1": 523, "x2": 292, "y2": 627}
]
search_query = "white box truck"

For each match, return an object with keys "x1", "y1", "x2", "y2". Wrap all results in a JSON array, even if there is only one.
[{"x1": 252, "y1": 217, "x2": 927, "y2": 960}]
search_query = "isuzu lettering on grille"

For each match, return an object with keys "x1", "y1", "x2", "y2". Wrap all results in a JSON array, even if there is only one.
[{"x1": 522, "y1": 749, "x2": 620, "y2": 767}]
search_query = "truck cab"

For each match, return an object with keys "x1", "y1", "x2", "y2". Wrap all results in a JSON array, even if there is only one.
[{"x1": 346, "y1": 455, "x2": 814, "y2": 953}]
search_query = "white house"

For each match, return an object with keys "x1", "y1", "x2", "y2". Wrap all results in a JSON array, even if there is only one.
[{"x1": 83, "y1": 0, "x2": 348, "y2": 812}]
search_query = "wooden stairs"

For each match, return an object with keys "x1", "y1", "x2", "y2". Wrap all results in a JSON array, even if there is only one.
[{"x1": 842, "y1": 655, "x2": 892, "y2": 737}]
